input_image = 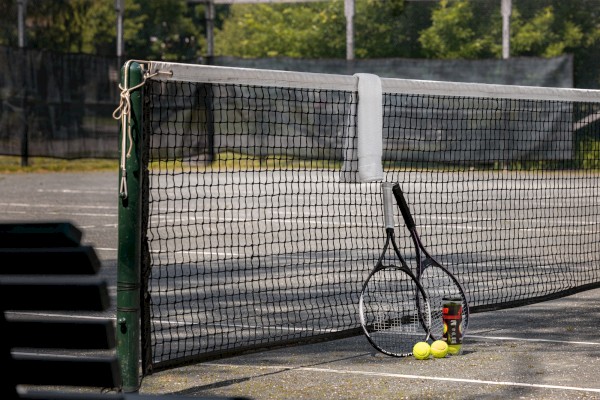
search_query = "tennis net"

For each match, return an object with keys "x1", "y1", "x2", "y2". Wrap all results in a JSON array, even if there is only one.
[{"x1": 118, "y1": 61, "x2": 600, "y2": 373}]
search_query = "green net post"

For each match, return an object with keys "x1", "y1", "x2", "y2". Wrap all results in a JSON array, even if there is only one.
[{"x1": 116, "y1": 61, "x2": 144, "y2": 393}]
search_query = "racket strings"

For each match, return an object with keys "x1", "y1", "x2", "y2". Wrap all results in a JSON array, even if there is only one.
[
  {"x1": 360, "y1": 266, "x2": 431, "y2": 356},
  {"x1": 419, "y1": 266, "x2": 468, "y2": 341}
]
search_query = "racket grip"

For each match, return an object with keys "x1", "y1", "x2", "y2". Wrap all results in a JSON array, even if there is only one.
[
  {"x1": 392, "y1": 183, "x2": 416, "y2": 229},
  {"x1": 381, "y1": 183, "x2": 395, "y2": 230}
]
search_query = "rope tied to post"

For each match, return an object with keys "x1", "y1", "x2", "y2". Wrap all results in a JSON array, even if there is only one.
[{"x1": 112, "y1": 64, "x2": 170, "y2": 199}]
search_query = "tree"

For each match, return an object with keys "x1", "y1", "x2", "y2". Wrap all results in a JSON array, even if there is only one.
[
  {"x1": 418, "y1": 0, "x2": 600, "y2": 60},
  {"x1": 0, "y1": 1, "x2": 17, "y2": 47},
  {"x1": 125, "y1": 0, "x2": 206, "y2": 61},
  {"x1": 215, "y1": 2, "x2": 346, "y2": 58},
  {"x1": 0, "y1": 0, "x2": 205, "y2": 60},
  {"x1": 354, "y1": 0, "x2": 431, "y2": 58},
  {"x1": 9, "y1": 0, "x2": 117, "y2": 55},
  {"x1": 214, "y1": 0, "x2": 427, "y2": 59},
  {"x1": 419, "y1": 0, "x2": 498, "y2": 59},
  {"x1": 510, "y1": 6, "x2": 584, "y2": 57},
  {"x1": 2, "y1": 0, "x2": 600, "y2": 83}
]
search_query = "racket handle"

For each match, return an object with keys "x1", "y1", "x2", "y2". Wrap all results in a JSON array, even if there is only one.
[
  {"x1": 381, "y1": 183, "x2": 395, "y2": 230},
  {"x1": 392, "y1": 183, "x2": 416, "y2": 229}
]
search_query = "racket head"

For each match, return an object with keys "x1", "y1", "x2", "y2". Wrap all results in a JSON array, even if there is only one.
[
  {"x1": 418, "y1": 257, "x2": 469, "y2": 341},
  {"x1": 359, "y1": 264, "x2": 431, "y2": 357}
]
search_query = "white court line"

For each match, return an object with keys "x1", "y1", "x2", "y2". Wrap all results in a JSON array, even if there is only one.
[
  {"x1": 44, "y1": 211, "x2": 117, "y2": 217},
  {"x1": 0, "y1": 202, "x2": 114, "y2": 210},
  {"x1": 0, "y1": 203, "x2": 117, "y2": 217},
  {"x1": 426, "y1": 215, "x2": 600, "y2": 227},
  {"x1": 144, "y1": 317, "x2": 600, "y2": 345},
  {"x1": 5, "y1": 311, "x2": 114, "y2": 320},
  {"x1": 94, "y1": 247, "x2": 118, "y2": 252},
  {"x1": 97, "y1": 247, "x2": 338, "y2": 260},
  {"x1": 412, "y1": 223, "x2": 597, "y2": 235},
  {"x1": 11, "y1": 313, "x2": 600, "y2": 394},
  {"x1": 304, "y1": 367, "x2": 600, "y2": 395},
  {"x1": 10, "y1": 310, "x2": 598, "y2": 349},
  {"x1": 201, "y1": 363, "x2": 600, "y2": 395},
  {"x1": 147, "y1": 214, "x2": 599, "y2": 233},
  {"x1": 78, "y1": 223, "x2": 118, "y2": 229},
  {"x1": 148, "y1": 318, "x2": 337, "y2": 334},
  {"x1": 468, "y1": 334, "x2": 600, "y2": 346},
  {"x1": 36, "y1": 189, "x2": 113, "y2": 195},
  {"x1": 148, "y1": 216, "x2": 360, "y2": 229},
  {"x1": 148, "y1": 249, "x2": 242, "y2": 257}
]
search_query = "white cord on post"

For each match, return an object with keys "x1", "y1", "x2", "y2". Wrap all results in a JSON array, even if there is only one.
[{"x1": 112, "y1": 61, "x2": 170, "y2": 199}]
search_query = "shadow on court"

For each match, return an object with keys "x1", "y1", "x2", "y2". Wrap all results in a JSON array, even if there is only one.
[
  {"x1": 139, "y1": 288, "x2": 600, "y2": 400},
  {"x1": 2, "y1": 172, "x2": 599, "y2": 400}
]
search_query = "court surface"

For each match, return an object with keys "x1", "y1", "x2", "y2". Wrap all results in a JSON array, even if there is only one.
[{"x1": 2, "y1": 171, "x2": 600, "y2": 399}]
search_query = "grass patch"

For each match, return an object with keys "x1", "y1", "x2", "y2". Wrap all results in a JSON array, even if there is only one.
[
  {"x1": 0, "y1": 156, "x2": 119, "y2": 173},
  {"x1": 148, "y1": 152, "x2": 342, "y2": 171}
]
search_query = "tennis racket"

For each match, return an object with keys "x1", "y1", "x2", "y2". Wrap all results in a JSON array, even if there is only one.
[
  {"x1": 359, "y1": 182, "x2": 431, "y2": 357},
  {"x1": 392, "y1": 183, "x2": 469, "y2": 346}
]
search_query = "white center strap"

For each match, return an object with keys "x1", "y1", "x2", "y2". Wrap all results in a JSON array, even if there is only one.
[{"x1": 355, "y1": 73, "x2": 384, "y2": 182}]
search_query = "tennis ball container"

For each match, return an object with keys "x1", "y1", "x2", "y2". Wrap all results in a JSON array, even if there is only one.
[{"x1": 442, "y1": 297, "x2": 465, "y2": 355}]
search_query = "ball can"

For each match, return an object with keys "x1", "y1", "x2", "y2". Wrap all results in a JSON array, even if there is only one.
[{"x1": 442, "y1": 297, "x2": 463, "y2": 355}]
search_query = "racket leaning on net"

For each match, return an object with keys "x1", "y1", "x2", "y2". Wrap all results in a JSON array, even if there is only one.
[
  {"x1": 359, "y1": 182, "x2": 432, "y2": 357},
  {"x1": 392, "y1": 183, "x2": 469, "y2": 342}
]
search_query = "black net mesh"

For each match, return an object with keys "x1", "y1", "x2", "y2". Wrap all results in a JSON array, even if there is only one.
[
  {"x1": 0, "y1": 46, "x2": 120, "y2": 159},
  {"x1": 137, "y1": 66, "x2": 600, "y2": 373},
  {"x1": 0, "y1": 45, "x2": 580, "y2": 163}
]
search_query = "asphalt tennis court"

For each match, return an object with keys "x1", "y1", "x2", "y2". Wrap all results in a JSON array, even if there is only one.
[{"x1": 2, "y1": 171, "x2": 600, "y2": 399}]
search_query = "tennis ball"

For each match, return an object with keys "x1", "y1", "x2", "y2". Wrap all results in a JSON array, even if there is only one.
[
  {"x1": 447, "y1": 344, "x2": 462, "y2": 355},
  {"x1": 430, "y1": 340, "x2": 448, "y2": 358},
  {"x1": 412, "y1": 342, "x2": 431, "y2": 360}
]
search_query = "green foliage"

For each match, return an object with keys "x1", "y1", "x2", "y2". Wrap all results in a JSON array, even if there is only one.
[
  {"x1": 578, "y1": 139, "x2": 600, "y2": 170},
  {"x1": 126, "y1": 0, "x2": 205, "y2": 61},
  {"x1": 215, "y1": 3, "x2": 346, "y2": 58},
  {"x1": 354, "y1": 0, "x2": 430, "y2": 58},
  {"x1": 214, "y1": 0, "x2": 434, "y2": 59},
  {"x1": 0, "y1": 0, "x2": 129, "y2": 55},
  {"x1": 0, "y1": 156, "x2": 118, "y2": 173},
  {"x1": 510, "y1": 6, "x2": 584, "y2": 57},
  {"x1": 419, "y1": 0, "x2": 497, "y2": 59},
  {"x1": 0, "y1": 0, "x2": 205, "y2": 60},
  {"x1": 208, "y1": 0, "x2": 600, "y2": 62},
  {"x1": 2, "y1": 0, "x2": 600, "y2": 80},
  {"x1": 0, "y1": 1, "x2": 17, "y2": 46},
  {"x1": 419, "y1": 0, "x2": 592, "y2": 60},
  {"x1": 12, "y1": 0, "x2": 117, "y2": 54}
]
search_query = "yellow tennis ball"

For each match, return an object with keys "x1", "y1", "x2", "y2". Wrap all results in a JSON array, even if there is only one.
[
  {"x1": 412, "y1": 342, "x2": 431, "y2": 360},
  {"x1": 430, "y1": 340, "x2": 448, "y2": 358},
  {"x1": 447, "y1": 344, "x2": 462, "y2": 355}
]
